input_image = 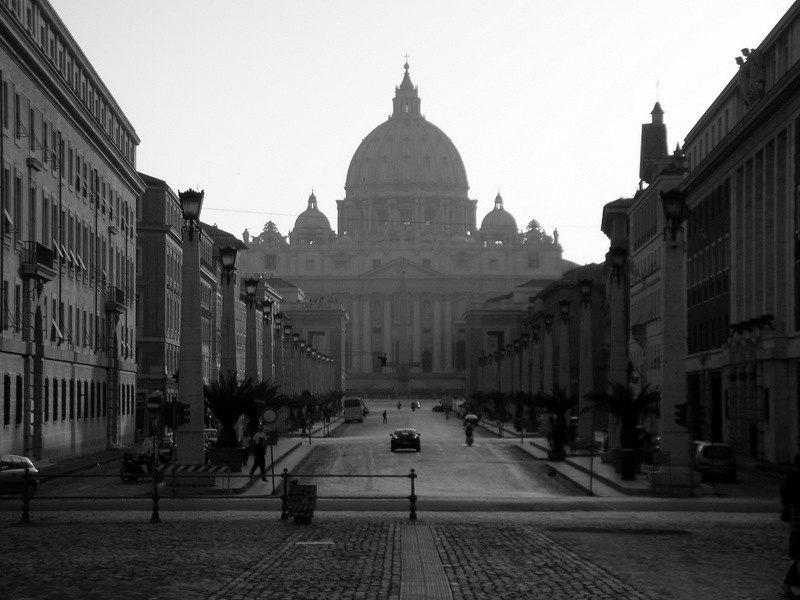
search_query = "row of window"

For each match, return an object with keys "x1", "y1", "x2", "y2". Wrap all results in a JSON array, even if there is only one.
[
  {"x1": 2, "y1": 373, "x2": 136, "y2": 427},
  {"x1": 2, "y1": 0, "x2": 136, "y2": 163}
]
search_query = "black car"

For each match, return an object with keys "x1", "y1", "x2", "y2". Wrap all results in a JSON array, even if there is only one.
[
  {"x1": 390, "y1": 428, "x2": 421, "y2": 452},
  {"x1": 0, "y1": 455, "x2": 39, "y2": 497}
]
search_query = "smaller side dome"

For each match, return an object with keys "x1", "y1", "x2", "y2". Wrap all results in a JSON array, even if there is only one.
[
  {"x1": 480, "y1": 192, "x2": 517, "y2": 233},
  {"x1": 294, "y1": 191, "x2": 332, "y2": 232}
]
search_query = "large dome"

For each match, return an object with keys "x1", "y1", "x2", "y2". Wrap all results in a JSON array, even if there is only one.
[
  {"x1": 294, "y1": 192, "x2": 331, "y2": 232},
  {"x1": 344, "y1": 63, "x2": 468, "y2": 199},
  {"x1": 480, "y1": 193, "x2": 517, "y2": 235}
]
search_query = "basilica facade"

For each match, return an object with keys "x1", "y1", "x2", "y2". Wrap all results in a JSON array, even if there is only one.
[{"x1": 238, "y1": 64, "x2": 572, "y2": 396}]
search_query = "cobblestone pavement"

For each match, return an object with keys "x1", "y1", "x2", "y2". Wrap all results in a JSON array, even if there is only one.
[{"x1": 0, "y1": 511, "x2": 791, "y2": 599}]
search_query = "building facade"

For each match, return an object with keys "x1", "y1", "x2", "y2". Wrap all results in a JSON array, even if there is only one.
[
  {"x1": 0, "y1": 0, "x2": 143, "y2": 458},
  {"x1": 238, "y1": 63, "x2": 571, "y2": 397}
]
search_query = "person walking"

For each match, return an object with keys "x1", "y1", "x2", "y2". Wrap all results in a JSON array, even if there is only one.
[
  {"x1": 249, "y1": 435, "x2": 268, "y2": 482},
  {"x1": 382, "y1": 410, "x2": 388, "y2": 424},
  {"x1": 241, "y1": 429, "x2": 252, "y2": 467},
  {"x1": 781, "y1": 453, "x2": 800, "y2": 596}
]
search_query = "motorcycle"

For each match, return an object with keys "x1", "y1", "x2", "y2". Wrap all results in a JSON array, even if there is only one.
[
  {"x1": 466, "y1": 428, "x2": 474, "y2": 446},
  {"x1": 119, "y1": 453, "x2": 155, "y2": 483}
]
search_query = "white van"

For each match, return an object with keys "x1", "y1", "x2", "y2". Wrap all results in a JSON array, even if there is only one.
[{"x1": 343, "y1": 397, "x2": 366, "y2": 423}]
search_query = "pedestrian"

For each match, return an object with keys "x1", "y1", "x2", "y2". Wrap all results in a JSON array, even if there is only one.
[
  {"x1": 781, "y1": 453, "x2": 800, "y2": 596},
  {"x1": 397, "y1": 401, "x2": 401, "y2": 410},
  {"x1": 241, "y1": 429, "x2": 252, "y2": 467},
  {"x1": 249, "y1": 435, "x2": 268, "y2": 482},
  {"x1": 382, "y1": 410, "x2": 387, "y2": 424}
]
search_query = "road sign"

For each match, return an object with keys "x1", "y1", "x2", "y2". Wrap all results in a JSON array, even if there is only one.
[
  {"x1": 262, "y1": 409, "x2": 278, "y2": 424},
  {"x1": 593, "y1": 410, "x2": 609, "y2": 430},
  {"x1": 146, "y1": 400, "x2": 162, "y2": 412}
]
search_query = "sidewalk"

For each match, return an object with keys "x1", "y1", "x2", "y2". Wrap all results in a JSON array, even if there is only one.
[
  {"x1": 34, "y1": 416, "x2": 345, "y2": 493},
  {"x1": 478, "y1": 420, "x2": 789, "y2": 498}
]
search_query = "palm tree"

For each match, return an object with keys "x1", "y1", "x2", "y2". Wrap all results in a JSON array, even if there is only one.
[
  {"x1": 534, "y1": 390, "x2": 579, "y2": 458},
  {"x1": 203, "y1": 371, "x2": 260, "y2": 448},
  {"x1": 585, "y1": 383, "x2": 660, "y2": 448}
]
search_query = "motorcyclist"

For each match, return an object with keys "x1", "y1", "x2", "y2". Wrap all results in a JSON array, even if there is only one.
[{"x1": 465, "y1": 422, "x2": 475, "y2": 443}]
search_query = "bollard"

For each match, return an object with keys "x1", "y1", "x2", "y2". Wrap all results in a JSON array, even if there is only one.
[
  {"x1": 150, "y1": 469, "x2": 161, "y2": 523},
  {"x1": 408, "y1": 468, "x2": 417, "y2": 520},
  {"x1": 280, "y1": 469, "x2": 290, "y2": 520},
  {"x1": 19, "y1": 467, "x2": 32, "y2": 525}
]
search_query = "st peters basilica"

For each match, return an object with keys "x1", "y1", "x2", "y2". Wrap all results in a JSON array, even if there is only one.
[{"x1": 238, "y1": 63, "x2": 573, "y2": 396}]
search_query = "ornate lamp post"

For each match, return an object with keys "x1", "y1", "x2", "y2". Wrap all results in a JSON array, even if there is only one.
[
  {"x1": 299, "y1": 339, "x2": 307, "y2": 392},
  {"x1": 177, "y1": 189, "x2": 205, "y2": 464},
  {"x1": 543, "y1": 313, "x2": 555, "y2": 394},
  {"x1": 558, "y1": 299, "x2": 571, "y2": 400},
  {"x1": 219, "y1": 245, "x2": 239, "y2": 378},
  {"x1": 262, "y1": 300, "x2": 274, "y2": 382},
  {"x1": 577, "y1": 278, "x2": 594, "y2": 448},
  {"x1": 659, "y1": 188, "x2": 692, "y2": 479},
  {"x1": 273, "y1": 312, "x2": 284, "y2": 390},
  {"x1": 244, "y1": 276, "x2": 260, "y2": 379}
]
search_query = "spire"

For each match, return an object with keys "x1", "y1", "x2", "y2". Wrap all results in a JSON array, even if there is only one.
[
  {"x1": 392, "y1": 61, "x2": 421, "y2": 117},
  {"x1": 308, "y1": 190, "x2": 317, "y2": 210},
  {"x1": 639, "y1": 102, "x2": 668, "y2": 183},
  {"x1": 494, "y1": 192, "x2": 504, "y2": 210},
  {"x1": 651, "y1": 101, "x2": 664, "y2": 125}
]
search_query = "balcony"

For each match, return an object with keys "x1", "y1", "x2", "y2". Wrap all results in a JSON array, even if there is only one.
[
  {"x1": 104, "y1": 285, "x2": 126, "y2": 314},
  {"x1": 20, "y1": 241, "x2": 57, "y2": 283}
]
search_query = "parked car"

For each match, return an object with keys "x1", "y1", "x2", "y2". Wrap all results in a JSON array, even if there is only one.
[
  {"x1": 693, "y1": 441, "x2": 737, "y2": 482},
  {"x1": 432, "y1": 402, "x2": 445, "y2": 412},
  {"x1": 390, "y1": 428, "x2": 421, "y2": 452},
  {"x1": 0, "y1": 455, "x2": 39, "y2": 497}
]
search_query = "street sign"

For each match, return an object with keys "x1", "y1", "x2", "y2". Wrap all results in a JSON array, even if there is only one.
[
  {"x1": 262, "y1": 409, "x2": 278, "y2": 424},
  {"x1": 146, "y1": 400, "x2": 162, "y2": 412}
]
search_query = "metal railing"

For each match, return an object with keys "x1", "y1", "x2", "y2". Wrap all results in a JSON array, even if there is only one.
[{"x1": 7, "y1": 465, "x2": 419, "y2": 524}]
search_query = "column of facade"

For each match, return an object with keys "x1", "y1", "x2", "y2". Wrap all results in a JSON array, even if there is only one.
[
  {"x1": 362, "y1": 294, "x2": 371, "y2": 371},
  {"x1": 351, "y1": 296, "x2": 362, "y2": 372},
  {"x1": 531, "y1": 333, "x2": 542, "y2": 393},
  {"x1": 443, "y1": 295, "x2": 453, "y2": 371},
  {"x1": 432, "y1": 295, "x2": 442, "y2": 372},
  {"x1": 220, "y1": 275, "x2": 237, "y2": 378},
  {"x1": 412, "y1": 294, "x2": 421, "y2": 369},
  {"x1": 244, "y1": 299, "x2": 259, "y2": 379},
  {"x1": 383, "y1": 295, "x2": 392, "y2": 360}
]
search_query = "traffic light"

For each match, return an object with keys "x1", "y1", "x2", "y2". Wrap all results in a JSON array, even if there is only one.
[
  {"x1": 176, "y1": 401, "x2": 190, "y2": 426},
  {"x1": 674, "y1": 402, "x2": 688, "y2": 427},
  {"x1": 161, "y1": 402, "x2": 176, "y2": 429}
]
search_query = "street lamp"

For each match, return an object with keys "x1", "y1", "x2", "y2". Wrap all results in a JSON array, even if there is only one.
[
  {"x1": 543, "y1": 313, "x2": 554, "y2": 333},
  {"x1": 244, "y1": 276, "x2": 259, "y2": 307},
  {"x1": 532, "y1": 324, "x2": 541, "y2": 342},
  {"x1": 219, "y1": 245, "x2": 238, "y2": 284},
  {"x1": 661, "y1": 188, "x2": 689, "y2": 240},
  {"x1": 262, "y1": 299, "x2": 273, "y2": 324},
  {"x1": 559, "y1": 299, "x2": 571, "y2": 323},
  {"x1": 579, "y1": 278, "x2": 593, "y2": 306},
  {"x1": 178, "y1": 189, "x2": 204, "y2": 240},
  {"x1": 609, "y1": 245, "x2": 627, "y2": 282}
]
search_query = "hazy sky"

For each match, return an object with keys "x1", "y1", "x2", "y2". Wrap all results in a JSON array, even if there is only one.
[{"x1": 49, "y1": 0, "x2": 795, "y2": 266}]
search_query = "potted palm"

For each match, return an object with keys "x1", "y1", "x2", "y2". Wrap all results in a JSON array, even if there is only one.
[
  {"x1": 204, "y1": 372, "x2": 279, "y2": 472},
  {"x1": 534, "y1": 390, "x2": 578, "y2": 460},
  {"x1": 585, "y1": 383, "x2": 661, "y2": 479}
]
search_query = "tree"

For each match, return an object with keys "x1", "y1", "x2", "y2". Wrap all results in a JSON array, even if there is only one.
[{"x1": 585, "y1": 383, "x2": 661, "y2": 448}]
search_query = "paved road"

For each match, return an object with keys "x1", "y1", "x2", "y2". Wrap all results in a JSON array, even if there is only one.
[{"x1": 0, "y1": 510, "x2": 791, "y2": 599}]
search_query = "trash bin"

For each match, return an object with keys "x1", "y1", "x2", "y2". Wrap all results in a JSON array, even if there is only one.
[{"x1": 620, "y1": 448, "x2": 637, "y2": 480}]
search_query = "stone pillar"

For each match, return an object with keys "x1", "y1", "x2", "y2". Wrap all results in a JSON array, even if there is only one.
[
  {"x1": 220, "y1": 275, "x2": 237, "y2": 379},
  {"x1": 383, "y1": 295, "x2": 392, "y2": 359},
  {"x1": 543, "y1": 321, "x2": 554, "y2": 395},
  {"x1": 245, "y1": 298, "x2": 259, "y2": 379},
  {"x1": 262, "y1": 313, "x2": 274, "y2": 383},
  {"x1": 433, "y1": 295, "x2": 442, "y2": 372},
  {"x1": 578, "y1": 295, "x2": 594, "y2": 447},
  {"x1": 362, "y1": 294, "x2": 371, "y2": 371},
  {"x1": 444, "y1": 295, "x2": 453, "y2": 371},
  {"x1": 178, "y1": 226, "x2": 205, "y2": 464},
  {"x1": 412, "y1": 295, "x2": 421, "y2": 369},
  {"x1": 660, "y1": 231, "x2": 691, "y2": 468},
  {"x1": 558, "y1": 308, "x2": 571, "y2": 397}
]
